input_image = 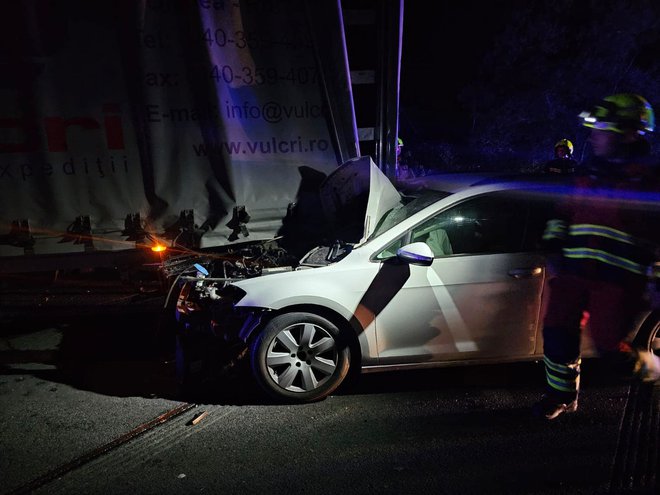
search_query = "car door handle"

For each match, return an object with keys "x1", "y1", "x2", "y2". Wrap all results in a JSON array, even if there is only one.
[{"x1": 508, "y1": 267, "x2": 543, "y2": 279}]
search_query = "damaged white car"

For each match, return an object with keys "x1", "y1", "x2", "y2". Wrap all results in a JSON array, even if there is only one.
[{"x1": 162, "y1": 157, "x2": 660, "y2": 403}]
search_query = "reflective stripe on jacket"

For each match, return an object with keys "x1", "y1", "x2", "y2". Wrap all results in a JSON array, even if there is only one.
[
  {"x1": 548, "y1": 156, "x2": 660, "y2": 284},
  {"x1": 563, "y1": 223, "x2": 651, "y2": 276}
]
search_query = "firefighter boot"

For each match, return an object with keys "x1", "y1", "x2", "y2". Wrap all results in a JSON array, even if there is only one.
[
  {"x1": 633, "y1": 350, "x2": 660, "y2": 383},
  {"x1": 532, "y1": 393, "x2": 579, "y2": 420}
]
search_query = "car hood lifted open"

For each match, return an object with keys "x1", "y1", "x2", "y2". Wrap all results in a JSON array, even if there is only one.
[{"x1": 161, "y1": 155, "x2": 403, "y2": 288}]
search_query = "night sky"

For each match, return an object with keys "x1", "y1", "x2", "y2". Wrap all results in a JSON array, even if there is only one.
[
  {"x1": 398, "y1": 0, "x2": 660, "y2": 170},
  {"x1": 399, "y1": 1, "x2": 512, "y2": 142}
]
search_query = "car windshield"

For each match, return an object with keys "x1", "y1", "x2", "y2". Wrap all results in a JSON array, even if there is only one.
[{"x1": 368, "y1": 190, "x2": 450, "y2": 240}]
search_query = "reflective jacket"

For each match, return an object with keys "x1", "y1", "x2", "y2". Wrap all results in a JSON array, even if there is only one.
[
  {"x1": 543, "y1": 143, "x2": 660, "y2": 286},
  {"x1": 543, "y1": 157, "x2": 580, "y2": 175}
]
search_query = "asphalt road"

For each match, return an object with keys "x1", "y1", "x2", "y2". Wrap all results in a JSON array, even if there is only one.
[{"x1": 0, "y1": 282, "x2": 658, "y2": 495}]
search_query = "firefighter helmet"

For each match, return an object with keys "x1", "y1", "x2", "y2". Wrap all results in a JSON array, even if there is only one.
[
  {"x1": 579, "y1": 94, "x2": 655, "y2": 135},
  {"x1": 396, "y1": 137, "x2": 404, "y2": 157},
  {"x1": 554, "y1": 138, "x2": 574, "y2": 157}
]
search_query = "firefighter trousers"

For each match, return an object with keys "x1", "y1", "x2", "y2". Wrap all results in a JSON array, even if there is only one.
[{"x1": 541, "y1": 273, "x2": 644, "y2": 400}]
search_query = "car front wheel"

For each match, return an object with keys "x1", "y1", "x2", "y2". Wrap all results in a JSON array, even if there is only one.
[{"x1": 249, "y1": 312, "x2": 351, "y2": 403}]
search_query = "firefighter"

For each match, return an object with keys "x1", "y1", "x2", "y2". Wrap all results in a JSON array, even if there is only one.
[
  {"x1": 534, "y1": 93, "x2": 660, "y2": 420},
  {"x1": 395, "y1": 137, "x2": 413, "y2": 180},
  {"x1": 543, "y1": 138, "x2": 580, "y2": 174}
]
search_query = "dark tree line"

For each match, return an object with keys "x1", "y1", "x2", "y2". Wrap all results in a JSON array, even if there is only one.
[{"x1": 403, "y1": 0, "x2": 660, "y2": 172}]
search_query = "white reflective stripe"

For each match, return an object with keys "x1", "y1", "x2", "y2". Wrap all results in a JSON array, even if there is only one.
[
  {"x1": 568, "y1": 224, "x2": 635, "y2": 244},
  {"x1": 544, "y1": 219, "x2": 567, "y2": 239},
  {"x1": 563, "y1": 247, "x2": 645, "y2": 274}
]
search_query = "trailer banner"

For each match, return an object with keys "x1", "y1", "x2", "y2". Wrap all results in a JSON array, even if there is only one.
[{"x1": 0, "y1": 0, "x2": 355, "y2": 257}]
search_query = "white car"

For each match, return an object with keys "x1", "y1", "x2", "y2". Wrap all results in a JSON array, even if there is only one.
[{"x1": 168, "y1": 157, "x2": 659, "y2": 403}]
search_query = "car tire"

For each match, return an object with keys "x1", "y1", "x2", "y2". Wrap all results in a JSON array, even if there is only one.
[
  {"x1": 249, "y1": 312, "x2": 351, "y2": 403},
  {"x1": 633, "y1": 310, "x2": 660, "y2": 355}
]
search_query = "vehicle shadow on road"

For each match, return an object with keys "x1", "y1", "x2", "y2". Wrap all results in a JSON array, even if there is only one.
[
  {"x1": 1, "y1": 309, "x2": 638, "y2": 408},
  {"x1": 0, "y1": 310, "x2": 275, "y2": 405},
  {"x1": 0, "y1": 313, "x2": 171, "y2": 397}
]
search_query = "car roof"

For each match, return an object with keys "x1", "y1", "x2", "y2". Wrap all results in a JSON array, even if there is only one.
[
  {"x1": 397, "y1": 172, "x2": 511, "y2": 193},
  {"x1": 397, "y1": 172, "x2": 574, "y2": 195}
]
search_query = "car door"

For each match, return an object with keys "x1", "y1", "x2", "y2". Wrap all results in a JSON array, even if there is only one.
[{"x1": 373, "y1": 191, "x2": 548, "y2": 364}]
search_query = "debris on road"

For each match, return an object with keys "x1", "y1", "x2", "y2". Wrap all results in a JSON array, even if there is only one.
[{"x1": 188, "y1": 411, "x2": 208, "y2": 426}]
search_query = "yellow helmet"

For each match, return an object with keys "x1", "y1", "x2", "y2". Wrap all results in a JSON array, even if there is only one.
[
  {"x1": 554, "y1": 138, "x2": 574, "y2": 156},
  {"x1": 579, "y1": 93, "x2": 655, "y2": 134}
]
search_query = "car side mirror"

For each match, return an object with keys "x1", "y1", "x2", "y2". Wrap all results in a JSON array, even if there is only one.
[{"x1": 397, "y1": 242, "x2": 434, "y2": 266}]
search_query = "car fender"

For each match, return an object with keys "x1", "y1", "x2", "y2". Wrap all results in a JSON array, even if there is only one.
[
  {"x1": 234, "y1": 255, "x2": 381, "y2": 321},
  {"x1": 232, "y1": 250, "x2": 383, "y2": 362}
]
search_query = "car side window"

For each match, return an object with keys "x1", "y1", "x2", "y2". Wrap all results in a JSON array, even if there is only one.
[
  {"x1": 409, "y1": 216, "x2": 454, "y2": 256},
  {"x1": 374, "y1": 234, "x2": 407, "y2": 260},
  {"x1": 419, "y1": 194, "x2": 531, "y2": 255},
  {"x1": 374, "y1": 191, "x2": 553, "y2": 260}
]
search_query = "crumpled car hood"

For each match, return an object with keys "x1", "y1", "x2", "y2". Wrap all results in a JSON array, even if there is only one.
[
  {"x1": 161, "y1": 156, "x2": 403, "y2": 284},
  {"x1": 319, "y1": 155, "x2": 402, "y2": 243}
]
